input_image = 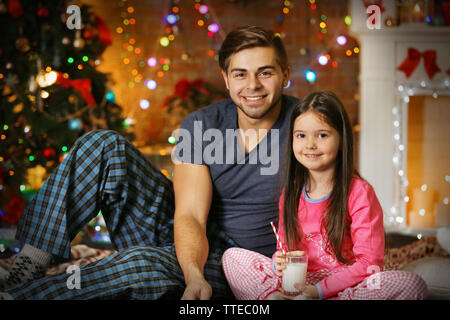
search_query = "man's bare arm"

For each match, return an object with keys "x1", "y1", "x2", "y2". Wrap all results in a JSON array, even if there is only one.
[{"x1": 173, "y1": 162, "x2": 213, "y2": 300}]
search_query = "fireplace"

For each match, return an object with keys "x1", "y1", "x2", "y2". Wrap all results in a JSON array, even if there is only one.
[
  {"x1": 350, "y1": 1, "x2": 450, "y2": 236},
  {"x1": 406, "y1": 95, "x2": 450, "y2": 229}
]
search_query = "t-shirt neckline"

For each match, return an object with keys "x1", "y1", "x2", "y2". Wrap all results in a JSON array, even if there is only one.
[{"x1": 302, "y1": 185, "x2": 331, "y2": 203}]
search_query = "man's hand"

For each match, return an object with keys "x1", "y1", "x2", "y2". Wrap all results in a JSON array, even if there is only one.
[
  {"x1": 173, "y1": 163, "x2": 213, "y2": 300},
  {"x1": 181, "y1": 278, "x2": 212, "y2": 300}
]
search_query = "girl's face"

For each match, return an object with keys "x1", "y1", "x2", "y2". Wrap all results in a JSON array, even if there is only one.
[{"x1": 292, "y1": 110, "x2": 340, "y2": 174}]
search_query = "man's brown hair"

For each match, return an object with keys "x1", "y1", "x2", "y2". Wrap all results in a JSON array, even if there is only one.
[{"x1": 218, "y1": 25, "x2": 288, "y2": 73}]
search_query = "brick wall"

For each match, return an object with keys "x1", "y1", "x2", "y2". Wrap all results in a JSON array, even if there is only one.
[{"x1": 83, "y1": 0, "x2": 360, "y2": 154}]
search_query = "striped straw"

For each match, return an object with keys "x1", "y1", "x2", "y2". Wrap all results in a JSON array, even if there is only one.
[{"x1": 270, "y1": 221, "x2": 285, "y2": 255}]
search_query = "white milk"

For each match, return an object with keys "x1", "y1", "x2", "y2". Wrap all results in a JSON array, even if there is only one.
[{"x1": 282, "y1": 262, "x2": 307, "y2": 295}]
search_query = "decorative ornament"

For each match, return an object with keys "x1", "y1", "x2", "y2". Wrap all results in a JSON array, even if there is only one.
[
  {"x1": 4, "y1": 73, "x2": 19, "y2": 86},
  {"x1": 7, "y1": 0, "x2": 24, "y2": 18},
  {"x1": 94, "y1": 15, "x2": 112, "y2": 48},
  {"x1": 1, "y1": 195, "x2": 25, "y2": 225},
  {"x1": 62, "y1": 37, "x2": 71, "y2": 45},
  {"x1": 36, "y1": 70, "x2": 57, "y2": 88},
  {"x1": 15, "y1": 37, "x2": 30, "y2": 52},
  {"x1": 299, "y1": 47, "x2": 309, "y2": 56},
  {"x1": 181, "y1": 52, "x2": 192, "y2": 63},
  {"x1": 385, "y1": 16, "x2": 397, "y2": 27},
  {"x1": 55, "y1": 72, "x2": 96, "y2": 106},
  {"x1": 42, "y1": 147, "x2": 56, "y2": 159},
  {"x1": 411, "y1": 0, "x2": 426, "y2": 23},
  {"x1": 73, "y1": 30, "x2": 85, "y2": 49},
  {"x1": 26, "y1": 165, "x2": 47, "y2": 190},
  {"x1": 83, "y1": 28, "x2": 95, "y2": 40},
  {"x1": 105, "y1": 91, "x2": 115, "y2": 103},
  {"x1": 68, "y1": 94, "x2": 76, "y2": 104},
  {"x1": 28, "y1": 75, "x2": 37, "y2": 92},
  {"x1": 12, "y1": 102, "x2": 23, "y2": 113},
  {"x1": 397, "y1": 48, "x2": 441, "y2": 79},
  {"x1": 37, "y1": 6, "x2": 49, "y2": 18},
  {"x1": 0, "y1": 1, "x2": 7, "y2": 14},
  {"x1": 3, "y1": 85, "x2": 12, "y2": 96},
  {"x1": 7, "y1": 93, "x2": 17, "y2": 103},
  {"x1": 68, "y1": 118, "x2": 82, "y2": 131}
]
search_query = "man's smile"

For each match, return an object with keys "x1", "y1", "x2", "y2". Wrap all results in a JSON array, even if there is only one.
[{"x1": 241, "y1": 95, "x2": 268, "y2": 102}]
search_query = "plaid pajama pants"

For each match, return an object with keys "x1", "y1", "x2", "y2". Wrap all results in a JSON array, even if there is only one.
[
  {"x1": 222, "y1": 248, "x2": 427, "y2": 300},
  {"x1": 5, "y1": 130, "x2": 235, "y2": 299}
]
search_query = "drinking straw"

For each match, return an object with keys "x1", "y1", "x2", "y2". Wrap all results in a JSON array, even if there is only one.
[{"x1": 270, "y1": 221, "x2": 286, "y2": 255}]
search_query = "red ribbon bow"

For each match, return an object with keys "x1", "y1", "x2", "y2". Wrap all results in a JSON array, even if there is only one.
[
  {"x1": 2, "y1": 195, "x2": 25, "y2": 225},
  {"x1": 397, "y1": 48, "x2": 441, "y2": 80},
  {"x1": 7, "y1": 0, "x2": 24, "y2": 18},
  {"x1": 94, "y1": 15, "x2": 112, "y2": 48},
  {"x1": 55, "y1": 73, "x2": 96, "y2": 106}
]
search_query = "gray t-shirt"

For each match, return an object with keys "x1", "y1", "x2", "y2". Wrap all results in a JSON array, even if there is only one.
[{"x1": 173, "y1": 95, "x2": 298, "y2": 256}]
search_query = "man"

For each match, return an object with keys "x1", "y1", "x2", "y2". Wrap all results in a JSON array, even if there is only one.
[{"x1": 0, "y1": 25, "x2": 298, "y2": 300}]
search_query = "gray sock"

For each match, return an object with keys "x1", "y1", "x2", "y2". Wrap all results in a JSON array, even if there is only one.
[{"x1": 5, "y1": 244, "x2": 52, "y2": 288}]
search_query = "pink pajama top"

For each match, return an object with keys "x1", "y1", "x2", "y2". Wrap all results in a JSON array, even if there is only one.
[{"x1": 275, "y1": 176, "x2": 385, "y2": 299}]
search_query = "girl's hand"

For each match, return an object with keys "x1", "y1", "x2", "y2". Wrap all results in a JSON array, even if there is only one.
[
  {"x1": 274, "y1": 250, "x2": 305, "y2": 276},
  {"x1": 274, "y1": 251, "x2": 286, "y2": 276},
  {"x1": 293, "y1": 284, "x2": 319, "y2": 299}
]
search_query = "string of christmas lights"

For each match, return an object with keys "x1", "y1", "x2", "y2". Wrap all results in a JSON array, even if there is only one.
[{"x1": 300, "y1": 0, "x2": 360, "y2": 85}]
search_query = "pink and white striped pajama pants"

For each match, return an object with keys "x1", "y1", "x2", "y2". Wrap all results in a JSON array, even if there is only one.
[{"x1": 222, "y1": 248, "x2": 427, "y2": 300}]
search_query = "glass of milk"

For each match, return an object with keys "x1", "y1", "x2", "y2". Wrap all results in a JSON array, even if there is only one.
[{"x1": 282, "y1": 253, "x2": 308, "y2": 296}]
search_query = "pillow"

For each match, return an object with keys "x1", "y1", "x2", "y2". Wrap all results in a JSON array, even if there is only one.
[
  {"x1": 401, "y1": 257, "x2": 450, "y2": 300},
  {"x1": 437, "y1": 228, "x2": 450, "y2": 253}
]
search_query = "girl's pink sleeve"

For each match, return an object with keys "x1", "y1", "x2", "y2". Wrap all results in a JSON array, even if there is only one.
[{"x1": 317, "y1": 180, "x2": 385, "y2": 299}]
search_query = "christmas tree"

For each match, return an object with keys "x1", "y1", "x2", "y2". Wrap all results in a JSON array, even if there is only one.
[{"x1": 0, "y1": 0, "x2": 134, "y2": 225}]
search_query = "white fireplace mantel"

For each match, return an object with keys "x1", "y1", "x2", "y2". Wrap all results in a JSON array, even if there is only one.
[{"x1": 349, "y1": 4, "x2": 450, "y2": 233}]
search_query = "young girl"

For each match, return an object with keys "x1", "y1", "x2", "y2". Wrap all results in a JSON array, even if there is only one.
[{"x1": 221, "y1": 92, "x2": 427, "y2": 300}]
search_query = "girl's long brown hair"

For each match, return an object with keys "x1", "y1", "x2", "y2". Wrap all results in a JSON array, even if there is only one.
[{"x1": 280, "y1": 91, "x2": 359, "y2": 265}]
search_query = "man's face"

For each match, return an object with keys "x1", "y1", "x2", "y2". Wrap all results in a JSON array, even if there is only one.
[{"x1": 221, "y1": 47, "x2": 289, "y2": 120}]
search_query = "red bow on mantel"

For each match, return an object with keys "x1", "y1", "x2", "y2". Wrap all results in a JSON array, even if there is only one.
[
  {"x1": 397, "y1": 48, "x2": 442, "y2": 80},
  {"x1": 362, "y1": 0, "x2": 385, "y2": 12},
  {"x1": 55, "y1": 73, "x2": 96, "y2": 106}
]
